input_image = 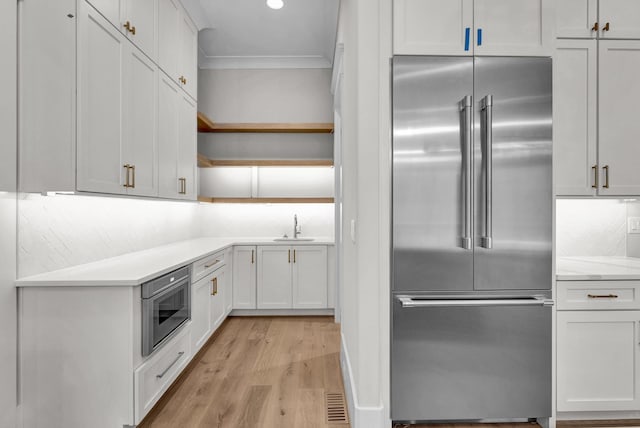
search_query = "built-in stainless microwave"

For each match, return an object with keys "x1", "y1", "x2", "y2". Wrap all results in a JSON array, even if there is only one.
[{"x1": 141, "y1": 266, "x2": 191, "y2": 357}]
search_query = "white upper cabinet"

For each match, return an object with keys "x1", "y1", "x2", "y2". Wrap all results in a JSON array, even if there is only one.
[
  {"x1": 554, "y1": 40, "x2": 598, "y2": 196},
  {"x1": 599, "y1": 0, "x2": 640, "y2": 39},
  {"x1": 598, "y1": 40, "x2": 640, "y2": 196},
  {"x1": 77, "y1": 2, "x2": 126, "y2": 195},
  {"x1": 473, "y1": 0, "x2": 553, "y2": 56},
  {"x1": 158, "y1": 0, "x2": 180, "y2": 81},
  {"x1": 121, "y1": 0, "x2": 157, "y2": 60},
  {"x1": 394, "y1": 0, "x2": 473, "y2": 55},
  {"x1": 122, "y1": 45, "x2": 158, "y2": 197},
  {"x1": 558, "y1": 0, "x2": 640, "y2": 39},
  {"x1": 177, "y1": 93, "x2": 197, "y2": 199},
  {"x1": 556, "y1": 0, "x2": 598, "y2": 38},
  {"x1": 393, "y1": 0, "x2": 553, "y2": 56},
  {"x1": 85, "y1": 0, "x2": 120, "y2": 26},
  {"x1": 158, "y1": 0, "x2": 197, "y2": 100}
]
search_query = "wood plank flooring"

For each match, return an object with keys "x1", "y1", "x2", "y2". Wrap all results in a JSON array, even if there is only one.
[{"x1": 139, "y1": 316, "x2": 348, "y2": 428}]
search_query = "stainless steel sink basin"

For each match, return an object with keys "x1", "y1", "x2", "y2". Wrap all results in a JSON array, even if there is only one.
[{"x1": 273, "y1": 238, "x2": 315, "y2": 242}]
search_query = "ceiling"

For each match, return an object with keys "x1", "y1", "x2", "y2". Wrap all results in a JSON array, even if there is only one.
[{"x1": 182, "y1": 0, "x2": 340, "y2": 70}]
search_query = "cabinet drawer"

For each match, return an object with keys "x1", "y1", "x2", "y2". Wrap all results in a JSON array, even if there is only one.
[
  {"x1": 134, "y1": 325, "x2": 191, "y2": 423},
  {"x1": 192, "y1": 251, "x2": 225, "y2": 282},
  {"x1": 557, "y1": 281, "x2": 640, "y2": 310}
]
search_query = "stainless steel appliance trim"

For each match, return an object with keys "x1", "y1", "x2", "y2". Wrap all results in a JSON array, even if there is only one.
[
  {"x1": 480, "y1": 94, "x2": 493, "y2": 249},
  {"x1": 459, "y1": 95, "x2": 473, "y2": 250},
  {"x1": 142, "y1": 265, "x2": 190, "y2": 298},
  {"x1": 397, "y1": 295, "x2": 554, "y2": 308},
  {"x1": 156, "y1": 351, "x2": 185, "y2": 379}
]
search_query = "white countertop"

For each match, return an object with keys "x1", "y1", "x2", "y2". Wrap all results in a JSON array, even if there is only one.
[
  {"x1": 16, "y1": 237, "x2": 334, "y2": 287},
  {"x1": 557, "y1": 256, "x2": 640, "y2": 281}
]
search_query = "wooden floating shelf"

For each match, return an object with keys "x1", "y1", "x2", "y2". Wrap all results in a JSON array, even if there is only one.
[
  {"x1": 198, "y1": 197, "x2": 334, "y2": 204},
  {"x1": 197, "y1": 111, "x2": 333, "y2": 134},
  {"x1": 197, "y1": 156, "x2": 334, "y2": 168}
]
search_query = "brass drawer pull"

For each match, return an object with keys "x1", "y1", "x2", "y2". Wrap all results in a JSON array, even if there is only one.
[
  {"x1": 603, "y1": 165, "x2": 610, "y2": 189},
  {"x1": 251, "y1": 249, "x2": 254, "y2": 264},
  {"x1": 211, "y1": 277, "x2": 218, "y2": 296},
  {"x1": 204, "y1": 259, "x2": 220, "y2": 269},
  {"x1": 603, "y1": 22, "x2": 610, "y2": 32},
  {"x1": 591, "y1": 22, "x2": 599, "y2": 32},
  {"x1": 588, "y1": 293, "x2": 619, "y2": 299},
  {"x1": 293, "y1": 249, "x2": 296, "y2": 263},
  {"x1": 123, "y1": 164, "x2": 131, "y2": 187},
  {"x1": 591, "y1": 165, "x2": 598, "y2": 189},
  {"x1": 288, "y1": 249, "x2": 291, "y2": 263}
]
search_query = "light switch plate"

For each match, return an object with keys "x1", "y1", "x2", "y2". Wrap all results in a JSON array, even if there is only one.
[{"x1": 628, "y1": 217, "x2": 640, "y2": 234}]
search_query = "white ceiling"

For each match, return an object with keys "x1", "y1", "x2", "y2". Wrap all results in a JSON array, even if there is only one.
[{"x1": 182, "y1": 0, "x2": 340, "y2": 70}]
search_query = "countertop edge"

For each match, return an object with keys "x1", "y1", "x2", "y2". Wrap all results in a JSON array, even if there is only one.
[{"x1": 16, "y1": 238, "x2": 335, "y2": 287}]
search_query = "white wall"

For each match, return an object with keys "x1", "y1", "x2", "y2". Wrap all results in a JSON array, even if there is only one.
[
  {"x1": 18, "y1": 195, "x2": 201, "y2": 278},
  {"x1": 338, "y1": 0, "x2": 392, "y2": 426},
  {"x1": 0, "y1": 0, "x2": 17, "y2": 425}
]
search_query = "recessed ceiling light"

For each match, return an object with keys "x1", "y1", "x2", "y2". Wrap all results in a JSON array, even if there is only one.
[{"x1": 266, "y1": 0, "x2": 284, "y2": 10}]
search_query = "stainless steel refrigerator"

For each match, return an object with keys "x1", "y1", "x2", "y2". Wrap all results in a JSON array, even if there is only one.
[{"x1": 391, "y1": 56, "x2": 553, "y2": 423}]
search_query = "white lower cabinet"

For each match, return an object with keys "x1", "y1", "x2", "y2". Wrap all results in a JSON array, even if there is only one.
[
  {"x1": 134, "y1": 325, "x2": 191, "y2": 424},
  {"x1": 233, "y1": 246, "x2": 257, "y2": 309},
  {"x1": 224, "y1": 248, "x2": 233, "y2": 314},
  {"x1": 557, "y1": 280, "x2": 640, "y2": 413},
  {"x1": 256, "y1": 245, "x2": 328, "y2": 310},
  {"x1": 191, "y1": 273, "x2": 212, "y2": 352},
  {"x1": 210, "y1": 267, "x2": 226, "y2": 329}
]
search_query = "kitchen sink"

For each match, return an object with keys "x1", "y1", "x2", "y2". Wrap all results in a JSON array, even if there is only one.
[{"x1": 273, "y1": 238, "x2": 315, "y2": 242}]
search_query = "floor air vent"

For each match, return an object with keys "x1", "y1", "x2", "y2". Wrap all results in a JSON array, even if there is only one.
[{"x1": 326, "y1": 392, "x2": 349, "y2": 424}]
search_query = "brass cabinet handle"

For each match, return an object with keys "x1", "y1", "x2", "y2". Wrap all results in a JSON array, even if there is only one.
[
  {"x1": 204, "y1": 259, "x2": 220, "y2": 268},
  {"x1": 293, "y1": 249, "x2": 296, "y2": 263},
  {"x1": 123, "y1": 164, "x2": 131, "y2": 187},
  {"x1": 288, "y1": 249, "x2": 291, "y2": 263},
  {"x1": 603, "y1": 165, "x2": 610, "y2": 188},
  {"x1": 588, "y1": 293, "x2": 618, "y2": 299},
  {"x1": 603, "y1": 22, "x2": 610, "y2": 32},
  {"x1": 591, "y1": 165, "x2": 598, "y2": 189},
  {"x1": 211, "y1": 277, "x2": 218, "y2": 296},
  {"x1": 591, "y1": 22, "x2": 599, "y2": 32},
  {"x1": 179, "y1": 76, "x2": 186, "y2": 85},
  {"x1": 251, "y1": 249, "x2": 254, "y2": 264},
  {"x1": 178, "y1": 177, "x2": 186, "y2": 194},
  {"x1": 131, "y1": 164, "x2": 136, "y2": 188},
  {"x1": 123, "y1": 21, "x2": 136, "y2": 35}
]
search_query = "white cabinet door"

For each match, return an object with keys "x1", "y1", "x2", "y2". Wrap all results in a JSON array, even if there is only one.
[
  {"x1": 18, "y1": 0, "x2": 76, "y2": 193},
  {"x1": 121, "y1": 0, "x2": 156, "y2": 60},
  {"x1": 77, "y1": 1, "x2": 127, "y2": 195},
  {"x1": 554, "y1": 40, "x2": 598, "y2": 196},
  {"x1": 191, "y1": 274, "x2": 212, "y2": 352},
  {"x1": 177, "y1": 92, "x2": 197, "y2": 200},
  {"x1": 122, "y1": 44, "x2": 158, "y2": 197},
  {"x1": 85, "y1": 0, "x2": 120, "y2": 27},
  {"x1": 224, "y1": 250, "x2": 233, "y2": 314},
  {"x1": 292, "y1": 246, "x2": 327, "y2": 309},
  {"x1": 557, "y1": 311, "x2": 640, "y2": 411},
  {"x1": 556, "y1": 0, "x2": 597, "y2": 38},
  {"x1": 393, "y1": 0, "x2": 473, "y2": 55},
  {"x1": 598, "y1": 40, "x2": 640, "y2": 196},
  {"x1": 158, "y1": 71, "x2": 180, "y2": 198},
  {"x1": 158, "y1": 0, "x2": 180, "y2": 81},
  {"x1": 210, "y1": 268, "x2": 225, "y2": 329},
  {"x1": 179, "y1": 11, "x2": 198, "y2": 100},
  {"x1": 474, "y1": 0, "x2": 553, "y2": 56},
  {"x1": 232, "y1": 246, "x2": 257, "y2": 309},
  {"x1": 599, "y1": 0, "x2": 640, "y2": 39},
  {"x1": 257, "y1": 246, "x2": 292, "y2": 309}
]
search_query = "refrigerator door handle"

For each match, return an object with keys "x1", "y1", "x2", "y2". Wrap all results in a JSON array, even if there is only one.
[
  {"x1": 459, "y1": 95, "x2": 473, "y2": 250},
  {"x1": 397, "y1": 295, "x2": 554, "y2": 308},
  {"x1": 480, "y1": 95, "x2": 493, "y2": 249}
]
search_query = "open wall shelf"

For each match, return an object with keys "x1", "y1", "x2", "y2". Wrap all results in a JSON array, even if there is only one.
[
  {"x1": 197, "y1": 112, "x2": 334, "y2": 134},
  {"x1": 197, "y1": 154, "x2": 333, "y2": 168}
]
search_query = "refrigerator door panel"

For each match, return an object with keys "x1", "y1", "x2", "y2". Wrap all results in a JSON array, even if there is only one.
[
  {"x1": 392, "y1": 56, "x2": 474, "y2": 293},
  {"x1": 473, "y1": 57, "x2": 552, "y2": 291},
  {"x1": 391, "y1": 293, "x2": 552, "y2": 421}
]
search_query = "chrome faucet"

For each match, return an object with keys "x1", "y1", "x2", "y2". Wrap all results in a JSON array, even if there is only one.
[{"x1": 293, "y1": 214, "x2": 301, "y2": 238}]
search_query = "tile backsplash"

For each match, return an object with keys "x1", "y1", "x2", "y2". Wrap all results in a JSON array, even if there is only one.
[
  {"x1": 556, "y1": 198, "x2": 639, "y2": 258},
  {"x1": 18, "y1": 194, "x2": 201, "y2": 278}
]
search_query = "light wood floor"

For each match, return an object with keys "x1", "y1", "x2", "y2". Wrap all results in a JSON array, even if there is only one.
[{"x1": 139, "y1": 316, "x2": 348, "y2": 428}]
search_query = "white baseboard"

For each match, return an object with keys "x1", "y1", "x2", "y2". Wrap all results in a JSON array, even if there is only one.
[
  {"x1": 340, "y1": 333, "x2": 386, "y2": 428},
  {"x1": 229, "y1": 309, "x2": 334, "y2": 316}
]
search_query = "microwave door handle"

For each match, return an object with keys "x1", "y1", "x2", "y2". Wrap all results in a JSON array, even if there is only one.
[
  {"x1": 149, "y1": 277, "x2": 190, "y2": 299},
  {"x1": 459, "y1": 95, "x2": 472, "y2": 250},
  {"x1": 480, "y1": 95, "x2": 493, "y2": 249}
]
